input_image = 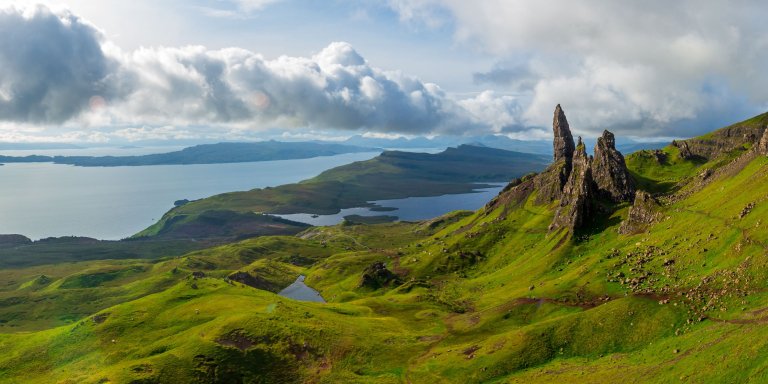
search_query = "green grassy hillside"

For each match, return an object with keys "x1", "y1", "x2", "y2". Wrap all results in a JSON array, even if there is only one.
[{"x1": 3, "y1": 113, "x2": 768, "y2": 382}]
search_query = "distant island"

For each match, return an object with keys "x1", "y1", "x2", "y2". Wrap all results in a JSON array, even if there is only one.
[{"x1": 0, "y1": 141, "x2": 378, "y2": 167}]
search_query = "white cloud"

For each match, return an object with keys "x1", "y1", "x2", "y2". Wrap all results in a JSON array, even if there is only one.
[
  {"x1": 389, "y1": 0, "x2": 768, "y2": 137},
  {"x1": 0, "y1": 6, "x2": 529, "y2": 138}
]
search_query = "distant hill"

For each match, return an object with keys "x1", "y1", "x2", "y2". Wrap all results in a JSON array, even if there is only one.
[
  {"x1": 340, "y1": 134, "x2": 667, "y2": 155},
  {"x1": 0, "y1": 141, "x2": 377, "y2": 166},
  {"x1": 136, "y1": 144, "x2": 549, "y2": 239}
]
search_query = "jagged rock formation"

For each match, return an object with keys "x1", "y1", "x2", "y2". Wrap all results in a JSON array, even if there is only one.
[
  {"x1": 591, "y1": 130, "x2": 635, "y2": 202},
  {"x1": 550, "y1": 138, "x2": 593, "y2": 232},
  {"x1": 534, "y1": 105, "x2": 576, "y2": 204},
  {"x1": 619, "y1": 191, "x2": 661, "y2": 234},
  {"x1": 359, "y1": 262, "x2": 401, "y2": 289},
  {"x1": 553, "y1": 104, "x2": 575, "y2": 164},
  {"x1": 504, "y1": 105, "x2": 636, "y2": 233}
]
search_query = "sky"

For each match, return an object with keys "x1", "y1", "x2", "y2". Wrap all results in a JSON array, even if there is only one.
[{"x1": 0, "y1": 0, "x2": 766, "y2": 144}]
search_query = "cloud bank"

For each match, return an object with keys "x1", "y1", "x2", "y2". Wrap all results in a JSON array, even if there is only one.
[
  {"x1": 390, "y1": 0, "x2": 768, "y2": 137},
  {"x1": 0, "y1": 5, "x2": 526, "y2": 139}
]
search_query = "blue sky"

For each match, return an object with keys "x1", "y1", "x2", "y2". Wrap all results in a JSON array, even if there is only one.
[{"x1": 0, "y1": 0, "x2": 766, "y2": 144}]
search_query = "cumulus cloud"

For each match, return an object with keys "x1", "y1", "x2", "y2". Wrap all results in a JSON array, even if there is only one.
[
  {"x1": 389, "y1": 0, "x2": 768, "y2": 137},
  {"x1": 0, "y1": 5, "x2": 528, "y2": 138},
  {"x1": 0, "y1": 6, "x2": 123, "y2": 123}
]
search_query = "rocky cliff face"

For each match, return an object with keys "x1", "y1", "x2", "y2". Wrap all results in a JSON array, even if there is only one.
[
  {"x1": 550, "y1": 138, "x2": 593, "y2": 232},
  {"x1": 671, "y1": 113, "x2": 768, "y2": 160},
  {"x1": 591, "y1": 130, "x2": 635, "y2": 202}
]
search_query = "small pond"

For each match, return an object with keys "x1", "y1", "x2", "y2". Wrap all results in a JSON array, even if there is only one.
[{"x1": 278, "y1": 275, "x2": 325, "y2": 303}]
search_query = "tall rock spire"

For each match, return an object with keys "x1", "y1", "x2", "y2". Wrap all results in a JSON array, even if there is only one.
[
  {"x1": 591, "y1": 130, "x2": 635, "y2": 202},
  {"x1": 534, "y1": 104, "x2": 577, "y2": 204},
  {"x1": 553, "y1": 104, "x2": 575, "y2": 164},
  {"x1": 550, "y1": 136, "x2": 593, "y2": 232}
]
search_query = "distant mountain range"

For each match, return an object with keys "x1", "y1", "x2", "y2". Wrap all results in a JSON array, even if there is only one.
[
  {"x1": 0, "y1": 136, "x2": 669, "y2": 167},
  {"x1": 0, "y1": 141, "x2": 378, "y2": 167},
  {"x1": 338, "y1": 134, "x2": 668, "y2": 155}
]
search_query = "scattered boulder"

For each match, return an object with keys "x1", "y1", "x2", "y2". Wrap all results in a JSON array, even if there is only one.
[
  {"x1": 92, "y1": 313, "x2": 109, "y2": 324},
  {"x1": 191, "y1": 271, "x2": 205, "y2": 279},
  {"x1": 619, "y1": 191, "x2": 662, "y2": 235},
  {"x1": 359, "y1": 262, "x2": 401, "y2": 289},
  {"x1": 591, "y1": 130, "x2": 635, "y2": 202},
  {"x1": 651, "y1": 150, "x2": 667, "y2": 164},
  {"x1": 739, "y1": 202, "x2": 756, "y2": 219}
]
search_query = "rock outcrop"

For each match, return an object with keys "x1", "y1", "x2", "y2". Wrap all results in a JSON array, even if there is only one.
[
  {"x1": 359, "y1": 262, "x2": 401, "y2": 289},
  {"x1": 671, "y1": 140, "x2": 695, "y2": 160},
  {"x1": 591, "y1": 130, "x2": 635, "y2": 202},
  {"x1": 671, "y1": 114, "x2": 768, "y2": 160},
  {"x1": 228, "y1": 271, "x2": 275, "y2": 292},
  {"x1": 534, "y1": 105, "x2": 575, "y2": 204},
  {"x1": 550, "y1": 138, "x2": 593, "y2": 232},
  {"x1": 619, "y1": 191, "x2": 661, "y2": 234},
  {"x1": 553, "y1": 104, "x2": 575, "y2": 164},
  {"x1": 757, "y1": 126, "x2": 768, "y2": 155},
  {"x1": 505, "y1": 104, "x2": 636, "y2": 234}
]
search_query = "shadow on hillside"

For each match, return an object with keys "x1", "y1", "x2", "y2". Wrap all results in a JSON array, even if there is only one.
[{"x1": 573, "y1": 202, "x2": 627, "y2": 242}]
